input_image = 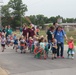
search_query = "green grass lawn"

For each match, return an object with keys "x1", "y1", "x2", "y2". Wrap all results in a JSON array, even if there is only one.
[{"x1": 39, "y1": 30, "x2": 46, "y2": 36}]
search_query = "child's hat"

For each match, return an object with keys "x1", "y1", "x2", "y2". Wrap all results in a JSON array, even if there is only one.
[
  {"x1": 69, "y1": 36, "x2": 73, "y2": 40},
  {"x1": 40, "y1": 35, "x2": 44, "y2": 38}
]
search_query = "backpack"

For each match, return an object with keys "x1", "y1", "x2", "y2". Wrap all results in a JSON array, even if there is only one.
[{"x1": 54, "y1": 29, "x2": 64, "y2": 38}]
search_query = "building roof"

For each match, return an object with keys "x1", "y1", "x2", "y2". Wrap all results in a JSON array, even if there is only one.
[
  {"x1": 58, "y1": 23, "x2": 76, "y2": 26},
  {"x1": 44, "y1": 23, "x2": 76, "y2": 26}
]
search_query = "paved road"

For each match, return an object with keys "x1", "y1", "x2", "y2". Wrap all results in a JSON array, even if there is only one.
[{"x1": 0, "y1": 46, "x2": 76, "y2": 75}]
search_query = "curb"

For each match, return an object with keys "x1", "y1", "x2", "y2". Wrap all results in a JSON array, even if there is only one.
[{"x1": 0, "y1": 67, "x2": 9, "y2": 75}]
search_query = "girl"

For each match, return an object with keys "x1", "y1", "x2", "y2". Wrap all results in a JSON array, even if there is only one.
[
  {"x1": 1, "y1": 35, "x2": 6, "y2": 52},
  {"x1": 34, "y1": 36, "x2": 39, "y2": 48},
  {"x1": 44, "y1": 39, "x2": 49, "y2": 57},
  {"x1": 28, "y1": 37, "x2": 34, "y2": 53},
  {"x1": 20, "y1": 36, "x2": 26, "y2": 53},
  {"x1": 36, "y1": 26, "x2": 40, "y2": 35},
  {"x1": 34, "y1": 38, "x2": 42, "y2": 59},
  {"x1": 31, "y1": 36, "x2": 38, "y2": 53},
  {"x1": 67, "y1": 36, "x2": 75, "y2": 59},
  {"x1": 51, "y1": 38, "x2": 57, "y2": 60},
  {"x1": 10, "y1": 35, "x2": 14, "y2": 46},
  {"x1": 40, "y1": 37, "x2": 47, "y2": 59},
  {"x1": 6, "y1": 35, "x2": 11, "y2": 47}
]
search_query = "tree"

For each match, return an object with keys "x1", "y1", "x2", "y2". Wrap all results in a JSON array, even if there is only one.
[
  {"x1": 8, "y1": 0, "x2": 27, "y2": 28},
  {"x1": 36, "y1": 15, "x2": 45, "y2": 26},
  {"x1": 48, "y1": 16, "x2": 57, "y2": 23},
  {"x1": 28, "y1": 15, "x2": 36, "y2": 25},
  {"x1": 1, "y1": 5, "x2": 11, "y2": 26},
  {"x1": 28, "y1": 14, "x2": 47, "y2": 26},
  {"x1": 63, "y1": 18, "x2": 67, "y2": 23},
  {"x1": 66, "y1": 18, "x2": 74, "y2": 23}
]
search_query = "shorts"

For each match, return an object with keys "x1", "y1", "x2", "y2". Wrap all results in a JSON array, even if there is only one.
[
  {"x1": 20, "y1": 46, "x2": 25, "y2": 50},
  {"x1": 68, "y1": 50, "x2": 75, "y2": 54},
  {"x1": 1, "y1": 44, "x2": 5, "y2": 47},
  {"x1": 7, "y1": 41, "x2": 11, "y2": 44},
  {"x1": 52, "y1": 47, "x2": 57, "y2": 54},
  {"x1": 11, "y1": 40, "x2": 14, "y2": 43},
  {"x1": 45, "y1": 45, "x2": 48, "y2": 52},
  {"x1": 67, "y1": 48, "x2": 75, "y2": 55},
  {"x1": 14, "y1": 42, "x2": 18, "y2": 45}
]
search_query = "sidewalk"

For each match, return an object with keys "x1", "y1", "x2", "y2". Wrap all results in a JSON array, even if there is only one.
[{"x1": 0, "y1": 67, "x2": 8, "y2": 75}]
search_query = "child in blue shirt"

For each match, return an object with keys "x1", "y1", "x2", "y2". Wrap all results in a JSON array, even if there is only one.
[{"x1": 13, "y1": 34, "x2": 18, "y2": 52}]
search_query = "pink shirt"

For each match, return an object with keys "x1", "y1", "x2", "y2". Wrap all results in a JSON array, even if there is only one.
[{"x1": 68, "y1": 41, "x2": 74, "y2": 49}]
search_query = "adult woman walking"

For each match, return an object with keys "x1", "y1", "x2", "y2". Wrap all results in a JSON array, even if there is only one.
[
  {"x1": 29, "y1": 27, "x2": 35, "y2": 38},
  {"x1": 22, "y1": 24, "x2": 29, "y2": 40},
  {"x1": 54, "y1": 26, "x2": 67, "y2": 58}
]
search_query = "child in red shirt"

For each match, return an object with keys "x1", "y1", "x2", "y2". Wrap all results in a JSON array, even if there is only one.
[{"x1": 67, "y1": 36, "x2": 75, "y2": 59}]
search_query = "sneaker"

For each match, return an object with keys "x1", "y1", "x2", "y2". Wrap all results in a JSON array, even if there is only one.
[
  {"x1": 57, "y1": 56, "x2": 60, "y2": 58},
  {"x1": 44, "y1": 58, "x2": 46, "y2": 60},
  {"x1": 24, "y1": 52, "x2": 26, "y2": 53},
  {"x1": 54, "y1": 57, "x2": 57, "y2": 59},
  {"x1": 52, "y1": 57, "x2": 54, "y2": 60},
  {"x1": 13, "y1": 46, "x2": 14, "y2": 49},
  {"x1": 2, "y1": 50, "x2": 4, "y2": 52},
  {"x1": 16, "y1": 50, "x2": 17, "y2": 52},
  {"x1": 67, "y1": 56, "x2": 69, "y2": 59},
  {"x1": 72, "y1": 57, "x2": 74, "y2": 59},
  {"x1": 61, "y1": 56, "x2": 64, "y2": 58}
]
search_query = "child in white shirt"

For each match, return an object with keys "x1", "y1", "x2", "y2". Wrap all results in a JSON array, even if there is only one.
[{"x1": 1, "y1": 35, "x2": 6, "y2": 52}]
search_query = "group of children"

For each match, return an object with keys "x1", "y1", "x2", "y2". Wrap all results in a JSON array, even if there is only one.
[{"x1": 0, "y1": 31, "x2": 75, "y2": 60}]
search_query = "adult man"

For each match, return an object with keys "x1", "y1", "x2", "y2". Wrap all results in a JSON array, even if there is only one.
[{"x1": 53, "y1": 22, "x2": 58, "y2": 29}]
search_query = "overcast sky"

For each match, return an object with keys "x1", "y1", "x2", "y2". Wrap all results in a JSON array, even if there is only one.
[{"x1": 1, "y1": 0, "x2": 76, "y2": 18}]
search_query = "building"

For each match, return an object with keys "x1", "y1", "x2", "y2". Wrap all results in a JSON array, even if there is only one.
[
  {"x1": 57, "y1": 18, "x2": 62, "y2": 24},
  {"x1": 44, "y1": 23, "x2": 76, "y2": 31},
  {"x1": 58, "y1": 23, "x2": 76, "y2": 31}
]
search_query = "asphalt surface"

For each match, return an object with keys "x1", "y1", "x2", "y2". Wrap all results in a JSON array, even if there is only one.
[{"x1": 0, "y1": 45, "x2": 76, "y2": 75}]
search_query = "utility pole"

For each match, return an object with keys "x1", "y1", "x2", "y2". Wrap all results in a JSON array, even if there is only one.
[{"x1": 0, "y1": 0, "x2": 3, "y2": 28}]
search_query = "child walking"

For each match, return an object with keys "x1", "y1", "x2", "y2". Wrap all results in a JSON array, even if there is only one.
[
  {"x1": 67, "y1": 36, "x2": 75, "y2": 59},
  {"x1": 28, "y1": 37, "x2": 34, "y2": 53},
  {"x1": 1, "y1": 35, "x2": 6, "y2": 52},
  {"x1": 13, "y1": 38, "x2": 18, "y2": 52},
  {"x1": 6, "y1": 35, "x2": 11, "y2": 47},
  {"x1": 13, "y1": 34, "x2": 18, "y2": 52},
  {"x1": 40, "y1": 37, "x2": 47, "y2": 59},
  {"x1": 19, "y1": 36, "x2": 26, "y2": 53},
  {"x1": 51, "y1": 38, "x2": 57, "y2": 60}
]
